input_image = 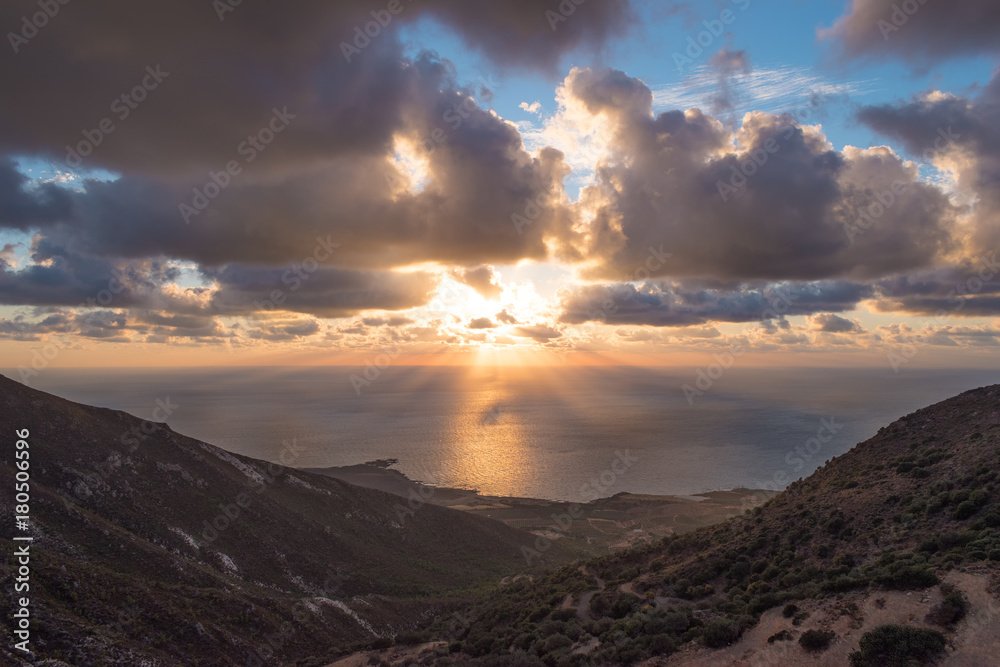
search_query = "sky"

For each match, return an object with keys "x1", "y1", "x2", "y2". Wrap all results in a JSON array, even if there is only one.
[{"x1": 1, "y1": 0, "x2": 1000, "y2": 372}]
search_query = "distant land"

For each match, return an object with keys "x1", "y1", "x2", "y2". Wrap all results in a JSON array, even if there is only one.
[{"x1": 306, "y1": 460, "x2": 778, "y2": 558}]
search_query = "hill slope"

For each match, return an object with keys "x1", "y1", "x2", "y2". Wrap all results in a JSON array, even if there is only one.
[
  {"x1": 397, "y1": 385, "x2": 1000, "y2": 666},
  {"x1": 0, "y1": 375, "x2": 565, "y2": 666}
]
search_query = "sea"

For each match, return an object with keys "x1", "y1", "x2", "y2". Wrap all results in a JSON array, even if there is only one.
[{"x1": 17, "y1": 366, "x2": 1000, "y2": 503}]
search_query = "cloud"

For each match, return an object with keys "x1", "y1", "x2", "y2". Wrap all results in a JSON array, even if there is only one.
[
  {"x1": 821, "y1": 0, "x2": 1000, "y2": 67},
  {"x1": 810, "y1": 313, "x2": 863, "y2": 333},
  {"x1": 248, "y1": 318, "x2": 321, "y2": 342},
  {"x1": 559, "y1": 280, "x2": 873, "y2": 327},
  {"x1": 513, "y1": 325, "x2": 563, "y2": 342},
  {"x1": 450, "y1": 266, "x2": 503, "y2": 299},
  {"x1": 519, "y1": 101, "x2": 542, "y2": 115},
  {"x1": 362, "y1": 316, "x2": 415, "y2": 327},
  {"x1": 650, "y1": 65, "x2": 877, "y2": 117},
  {"x1": 0, "y1": 158, "x2": 72, "y2": 230},
  {"x1": 557, "y1": 67, "x2": 956, "y2": 283},
  {"x1": 857, "y1": 71, "x2": 1000, "y2": 262},
  {"x1": 0, "y1": 0, "x2": 629, "y2": 323},
  {"x1": 495, "y1": 308, "x2": 519, "y2": 324},
  {"x1": 468, "y1": 317, "x2": 497, "y2": 329},
  {"x1": 205, "y1": 265, "x2": 438, "y2": 318},
  {"x1": 0, "y1": 1, "x2": 636, "y2": 175},
  {"x1": 707, "y1": 48, "x2": 752, "y2": 117}
]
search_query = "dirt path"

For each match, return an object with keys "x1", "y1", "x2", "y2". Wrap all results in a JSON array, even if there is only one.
[
  {"x1": 655, "y1": 571, "x2": 998, "y2": 666},
  {"x1": 575, "y1": 565, "x2": 607, "y2": 621}
]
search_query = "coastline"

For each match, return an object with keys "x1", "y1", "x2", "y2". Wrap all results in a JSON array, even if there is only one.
[{"x1": 303, "y1": 461, "x2": 779, "y2": 556}]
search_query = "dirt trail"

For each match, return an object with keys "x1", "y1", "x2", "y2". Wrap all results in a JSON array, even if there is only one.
[
  {"x1": 653, "y1": 571, "x2": 998, "y2": 666},
  {"x1": 575, "y1": 565, "x2": 607, "y2": 621}
]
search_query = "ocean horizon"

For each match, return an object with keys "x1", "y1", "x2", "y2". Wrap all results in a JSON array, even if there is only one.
[{"x1": 14, "y1": 365, "x2": 1000, "y2": 503}]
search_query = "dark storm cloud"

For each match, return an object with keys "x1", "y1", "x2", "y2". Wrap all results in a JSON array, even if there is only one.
[
  {"x1": 0, "y1": 313, "x2": 72, "y2": 341},
  {"x1": 4, "y1": 53, "x2": 571, "y2": 272},
  {"x1": 0, "y1": 158, "x2": 71, "y2": 229},
  {"x1": 871, "y1": 256, "x2": 1000, "y2": 316},
  {"x1": 0, "y1": 0, "x2": 634, "y2": 176},
  {"x1": 559, "y1": 281, "x2": 874, "y2": 326},
  {"x1": 421, "y1": 0, "x2": 635, "y2": 72},
  {"x1": 0, "y1": 239, "x2": 178, "y2": 308},
  {"x1": 205, "y1": 265, "x2": 437, "y2": 318},
  {"x1": 562, "y1": 67, "x2": 957, "y2": 282},
  {"x1": 821, "y1": 0, "x2": 1000, "y2": 67},
  {"x1": 0, "y1": 0, "x2": 627, "y2": 307}
]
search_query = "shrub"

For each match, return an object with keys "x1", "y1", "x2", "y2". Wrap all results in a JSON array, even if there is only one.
[
  {"x1": 782, "y1": 603, "x2": 799, "y2": 618},
  {"x1": 702, "y1": 618, "x2": 742, "y2": 648},
  {"x1": 540, "y1": 633, "x2": 572, "y2": 654},
  {"x1": 588, "y1": 592, "x2": 611, "y2": 618},
  {"x1": 610, "y1": 592, "x2": 640, "y2": 619},
  {"x1": 644, "y1": 633, "x2": 676, "y2": 655},
  {"x1": 848, "y1": 624, "x2": 946, "y2": 667},
  {"x1": 661, "y1": 612, "x2": 689, "y2": 634},
  {"x1": 767, "y1": 630, "x2": 792, "y2": 643},
  {"x1": 799, "y1": 629, "x2": 836, "y2": 652},
  {"x1": 954, "y1": 501, "x2": 978, "y2": 520},
  {"x1": 925, "y1": 584, "x2": 968, "y2": 626}
]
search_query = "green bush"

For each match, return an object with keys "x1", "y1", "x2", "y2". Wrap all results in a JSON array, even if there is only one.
[
  {"x1": 610, "y1": 592, "x2": 640, "y2": 619},
  {"x1": 782, "y1": 603, "x2": 799, "y2": 618},
  {"x1": 799, "y1": 629, "x2": 836, "y2": 652},
  {"x1": 644, "y1": 633, "x2": 676, "y2": 655},
  {"x1": 954, "y1": 501, "x2": 978, "y2": 520},
  {"x1": 539, "y1": 633, "x2": 572, "y2": 654},
  {"x1": 848, "y1": 624, "x2": 946, "y2": 667},
  {"x1": 702, "y1": 618, "x2": 742, "y2": 648},
  {"x1": 588, "y1": 592, "x2": 611, "y2": 618},
  {"x1": 925, "y1": 584, "x2": 968, "y2": 626}
]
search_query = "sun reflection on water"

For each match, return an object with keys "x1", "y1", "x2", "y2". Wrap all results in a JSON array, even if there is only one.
[{"x1": 439, "y1": 372, "x2": 534, "y2": 497}]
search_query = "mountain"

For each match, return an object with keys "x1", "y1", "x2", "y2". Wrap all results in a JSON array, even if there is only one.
[
  {"x1": 363, "y1": 385, "x2": 1000, "y2": 666},
  {"x1": 0, "y1": 375, "x2": 566, "y2": 666}
]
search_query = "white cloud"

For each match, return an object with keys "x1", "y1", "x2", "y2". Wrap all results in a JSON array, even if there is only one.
[
  {"x1": 519, "y1": 101, "x2": 542, "y2": 115},
  {"x1": 651, "y1": 65, "x2": 878, "y2": 118}
]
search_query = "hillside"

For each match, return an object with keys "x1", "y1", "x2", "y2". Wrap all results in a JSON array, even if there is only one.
[
  {"x1": 0, "y1": 375, "x2": 566, "y2": 666},
  {"x1": 366, "y1": 385, "x2": 1000, "y2": 666}
]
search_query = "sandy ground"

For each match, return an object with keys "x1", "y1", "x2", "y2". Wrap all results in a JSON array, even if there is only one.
[
  {"x1": 654, "y1": 569, "x2": 999, "y2": 666},
  {"x1": 323, "y1": 642, "x2": 447, "y2": 667}
]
